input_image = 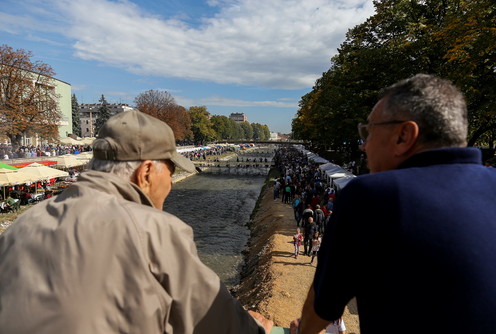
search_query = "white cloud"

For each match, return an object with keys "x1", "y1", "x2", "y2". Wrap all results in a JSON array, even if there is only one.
[
  {"x1": 70, "y1": 84, "x2": 87, "y2": 91},
  {"x1": 5, "y1": 0, "x2": 376, "y2": 90},
  {"x1": 176, "y1": 95, "x2": 297, "y2": 109}
]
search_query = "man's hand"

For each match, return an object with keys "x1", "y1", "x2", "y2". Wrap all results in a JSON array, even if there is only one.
[
  {"x1": 290, "y1": 318, "x2": 300, "y2": 334},
  {"x1": 248, "y1": 310, "x2": 274, "y2": 334},
  {"x1": 290, "y1": 318, "x2": 325, "y2": 334},
  {"x1": 290, "y1": 283, "x2": 329, "y2": 334}
]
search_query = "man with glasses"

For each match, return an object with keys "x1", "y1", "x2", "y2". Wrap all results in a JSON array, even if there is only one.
[
  {"x1": 0, "y1": 109, "x2": 272, "y2": 333},
  {"x1": 291, "y1": 74, "x2": 496, "y2": 333}
]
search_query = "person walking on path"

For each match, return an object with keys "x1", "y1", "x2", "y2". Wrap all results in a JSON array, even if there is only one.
[
  {"x1": 0, "y1": 109, "x2": 272, "y2": 334},
  {"x1": 273, "y1": 178, "x2": 281, "y2": 200},
  {"x1": 314, "y1": 205, "x2": 325, "y2": 234},
  {"x1": 293, "y1": 227, "x2": 303, "y2": 259},
  {"x1": 309, "y1": 231, "x2": 322, "y2": 265},
  {"x1": 303, "y1": 217, "x2": 318, "y2": 257},
  {"x1": 292, "y1": 194, "x2": 303, "y2": 226},
  {"x1": 302, "y1": 204, "x2": 314, "y2": 228},
  {"x1": 291, "y1": 74, "x2": 496, "y2": 334},
  {"x1": 284, "y1": 183, "x2": 292, "y2": 204}
]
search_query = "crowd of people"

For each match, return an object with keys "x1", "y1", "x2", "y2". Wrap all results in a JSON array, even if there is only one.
[
  {"x1": 273, "y1": 146, "x2": 346, "y2": 333},
  {"x1": 274, "y1": 146, "x2": 337, "y2": 239},
  {"x1": 0, "y1": 143, "x2": 92, "y2": 159}
]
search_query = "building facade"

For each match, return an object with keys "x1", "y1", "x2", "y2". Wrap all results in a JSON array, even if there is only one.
[
  {"x1": 229, "y1": 112, "x2": 248, "y2": 123},
  {"x1": 79, "y1": 103, "x2": 134, "y2": 137},
  {"x1": 56, "y1": 79, "x2": 72, "y2": 139},
  {"x1": 0, "y1": 64, "x2": 72, "y2": 146}
]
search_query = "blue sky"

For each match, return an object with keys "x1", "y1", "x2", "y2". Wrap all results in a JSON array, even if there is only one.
[{"x1": 0, "y1": 0, "x2": 375, "y2": 134}]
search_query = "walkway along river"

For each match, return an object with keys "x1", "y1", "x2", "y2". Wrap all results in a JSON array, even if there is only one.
[{"x1": 164, "y1": 173, "x2": 266, "y2": 288}]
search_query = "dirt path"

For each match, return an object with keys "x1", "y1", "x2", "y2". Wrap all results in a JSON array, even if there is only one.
[{"x1": 235, "y1": 185, "x2": 360, "y2": 333}]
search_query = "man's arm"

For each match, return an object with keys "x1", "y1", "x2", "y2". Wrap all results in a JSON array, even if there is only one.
[
  {"x1": 145, "y1": 213, "x2": 270, "y2": 333},
  {"x1": 249, "y1": 310, "x2": 274, "y2": 333},
  {"x1": 290, "y1": 283, "x2": 328, "y2": 334}
]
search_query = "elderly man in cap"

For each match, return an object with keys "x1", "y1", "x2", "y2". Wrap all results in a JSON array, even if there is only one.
[{"x1": 0, "y1": 109, "x2": 272, "y2": 333}]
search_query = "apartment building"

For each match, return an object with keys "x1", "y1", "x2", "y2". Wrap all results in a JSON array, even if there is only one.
[
  {"x1": 229, "y1": 112, "x2": 248, "y2": 123},
  {"x1": 79, "y1": 103, "x2": 134, "y2": 137}
]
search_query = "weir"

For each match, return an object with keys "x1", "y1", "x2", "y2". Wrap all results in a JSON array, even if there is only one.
[
  {"x1": 195, "y1": 162, "x2": 274, "y2": 176},
  {"x1": 197, "y1": 166, "x2": 271, "y2": 176},
  {"x1": 194, "y1": 147, "x2": 276, "y2": 176}
]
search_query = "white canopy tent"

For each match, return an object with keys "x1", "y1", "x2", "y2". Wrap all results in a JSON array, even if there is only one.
[
  {"x1": 320, "y1": 164, "x2": 350, "y2": 183},
  {"x1": 0, "y1": 168, "x2": 41, "y2": 199},
  {"x1": 319, "y1": 163, "x2": 341, "y2": 171},
  {"x1": 53, "y1": 155, "x2": 86, "y2": 169},
  {"x1": 21, "y1": 163, "x2": 69, "y2": 180},
  {"x1": 329, "y1": 172, "x2": 353, "y2": 179},
  {"x1": 333, "y1": 175, "x2": 356, "y2": 192},
  {"x1": 310, "y1": 156, "x2": 330, "y2": 164},
  {"x1": 293, "y1": 144, "x2": 356, "y2": 191}
]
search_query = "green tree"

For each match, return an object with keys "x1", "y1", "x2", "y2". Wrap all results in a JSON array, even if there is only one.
[
  {"x1": 232, "y1": 121, "x2": 243, "y2": 140},
  {"x1": 94, "y1": 95, "x2": 111, "y2": 134},
  {"x1": 239, "y1": 122, "x2": 253, "y2": 140},
  {"x1": 261, "y1": 124, "x2": 270, "y2": 140},
  {"x1": 211, "y1": 115, "x2": 236, "y2": 140},
  {"x1": 293, "y1": 0, "x2": 496, "y2": 159},
  {"x1": 433, "y1": 0, "x2": 496, "y2": 146},
  {"x1": 189, "y1": 106, "x2": 217, "y2": 145},
  {"x1": 252, "y1": 123, "x2": 262, "y2": 140},
  {"x1": 71, "y1": 94, "x2": 81, "y2": 137},
  {"x1": 0, "y1": 44, "x2": 62, "y2": 148}
]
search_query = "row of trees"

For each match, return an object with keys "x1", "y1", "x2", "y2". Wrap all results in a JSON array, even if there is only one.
[
  {"x1": 292, "y1": 0, "x2": 496, "y2": 160},
  {"x1": 71, "y1": 89, "x2": 271, "y2": 145},
  {"x1": 189, "y1": 105, "x2": 270, "y2": 144}
]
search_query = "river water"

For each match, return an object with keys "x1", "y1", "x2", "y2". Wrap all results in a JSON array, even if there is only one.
[{"x1": 164, "y1": 173, "x2": 266, "y2": 288}]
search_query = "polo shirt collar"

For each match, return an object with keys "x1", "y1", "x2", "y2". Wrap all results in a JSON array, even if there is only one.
[{"x1": 398, "y1": 147, "x2": 482, "y2": 169}]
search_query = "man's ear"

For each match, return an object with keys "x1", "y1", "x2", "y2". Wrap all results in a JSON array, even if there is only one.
[
  {"x1": 133, "y1": 160, "x2": 154, "y2": 194},
  {"x1": 394, "y1": 121, "x2": 419, "y2": 156}
]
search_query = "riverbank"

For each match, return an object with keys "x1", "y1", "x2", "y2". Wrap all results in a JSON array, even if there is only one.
[{"x1": 234, "y1": 179, "x2": 361, "y2": 333}]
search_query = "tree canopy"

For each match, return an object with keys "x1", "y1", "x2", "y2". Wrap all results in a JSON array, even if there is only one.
[
  {"x1": 292, "y1": 0, "x2": 496, "y2": 158},
  {"x1": 134, "y1": 90, "x2": 192, "y2": 141},
  {"x1": 239, "y1": 122, "x2": 254, "y2": 140},
  {"x1": 131, "y1": 89, "x2": 273, "y2": 144},
  {"x1": 0, "y1": 44, "x2": 62, "y2": 148},
  {"x1": 94, "y1": 94, "x2": 112, "y2": 135},
  {"x1": 71, "y1": 94, "x2": 81, "y2": 137},
  {"x1": 189, "y1": 106, "x2": 217, "y2": 145},
  {"x1": 211, "y1": 115, "x2": 238, "y2": 140}
]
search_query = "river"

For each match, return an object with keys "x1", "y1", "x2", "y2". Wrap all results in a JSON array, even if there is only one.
[{"x1": 164, "y1": 173, "x2": 266, "y2": 288}]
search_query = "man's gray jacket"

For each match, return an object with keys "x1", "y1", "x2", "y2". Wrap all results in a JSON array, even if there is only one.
[{"x1": 0, "y1": 170, "x2": 265, "y2": 334}]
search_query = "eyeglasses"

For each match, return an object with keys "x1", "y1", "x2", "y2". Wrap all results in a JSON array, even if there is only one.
[{"x1": 357, "y1": 120, "x2": 408, "y2": 141}]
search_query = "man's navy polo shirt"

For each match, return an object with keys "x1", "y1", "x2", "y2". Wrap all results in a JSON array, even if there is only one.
[{"x1": 314, "y1": 147, "x2": 496, "y2": 334}]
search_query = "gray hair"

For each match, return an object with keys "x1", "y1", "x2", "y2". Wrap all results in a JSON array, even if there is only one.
[
  {"x1": 87, "y1": 141, "x2": 167, "y2": 181},
  {"x1": 87, "y1": 159, "x2": 141, "y2": 181},
  {"x1": 379, "y1": 74, "x2": 468, "y2": 148},
  {"x1": 87, "y1": 159, "x2": 167, "y2": 182}
]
